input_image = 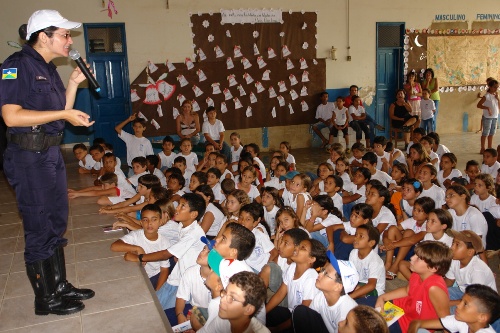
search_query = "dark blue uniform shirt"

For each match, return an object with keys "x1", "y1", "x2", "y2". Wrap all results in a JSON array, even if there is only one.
[{"x1": 0, "y1": 44, "x2": 66, "y2": 135}]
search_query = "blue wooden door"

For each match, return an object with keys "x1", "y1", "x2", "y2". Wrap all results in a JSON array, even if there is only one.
[{"x1": 84, "y1": 23, "x2": 131, "y2": 160}]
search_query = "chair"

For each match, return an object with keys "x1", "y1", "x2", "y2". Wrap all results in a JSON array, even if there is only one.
[{"x1": 389, "y1": 122, "x2": 405, "y2": 149}]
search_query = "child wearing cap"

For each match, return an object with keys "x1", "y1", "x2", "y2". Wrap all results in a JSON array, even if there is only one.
[
  {"x1": 292, "y1": 251, "x2": 359, "y2": 333},
  {"x1": 445, "y1": 230, "x2": 497, "y2": 314},
  {"x1": 408, "y1": 284, "x2": 500, "y2": 333},
  {"x1": 279, "y1": 170, "x2": 300, "y2": 207}
]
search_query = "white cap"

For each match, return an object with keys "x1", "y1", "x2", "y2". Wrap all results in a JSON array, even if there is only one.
[
  {"x1": 326, "y1": 251, "x2": 359, "y2": 294},
  {"x1": 27, "y1": 10, "x2": 81, "y2": 40}
]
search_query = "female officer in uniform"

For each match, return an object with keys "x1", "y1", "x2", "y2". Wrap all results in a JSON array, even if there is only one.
[{"x1": 0, "y1": 10, "x2": 95, "y2": 315}]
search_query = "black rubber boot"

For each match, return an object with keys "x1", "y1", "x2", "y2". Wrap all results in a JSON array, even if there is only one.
[
  {"x1": 52, "y1": 246, "x2": 95, "y2": 300},
  {"x1": 26, "y1": 259, "x2": 85, "y2": 315}
]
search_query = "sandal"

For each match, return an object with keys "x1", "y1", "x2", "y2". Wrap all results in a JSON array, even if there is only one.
[{"x1": 386, "y1": 271, "x2": 397, "y2": 280}]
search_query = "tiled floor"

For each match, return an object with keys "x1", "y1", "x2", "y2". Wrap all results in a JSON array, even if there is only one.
[{"x1": 0, "y1": 132, "x2": 497, "y2": 332}]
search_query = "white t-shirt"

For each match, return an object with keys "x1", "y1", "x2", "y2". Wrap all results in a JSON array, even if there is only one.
[
  {"x1": 237, "y1": 184, "x2": 260, "y2": 203},
  {"x1": 176, "y1": 264, "x2": 211, "y2": 308},
  {"x1": 375, "y1": 151, "x2": 391, "y2": 171},
  {"x1": 158, "y1": 151, "x2": 176, "y2": 170},
  {"x1": 219, "y1": 169, "x2": 234, "y2": 183},
  {"x1": 166, "y1": 221, "x2": 206, "y2": 286},
  {"x1": 127, "y1": 171, "x2": 149, "y2": 187},
  {"x1": 79, "y1": 154, "x2": 96, "y2": 170},
  {"x1": 420, "y1": 184, "x2": 445, "y2": 208},
  {"x1": 254, "y1": 156, "x2": 267, "y2": 179},
  {"x1": 310, "y1": 294, "x2": 357, "y2": 333},
  {"x1": 400, "y1": 217, "x2": 427, "y2": 234},
  {"x1": 481, "y1": 161, "x2": 500, "y2": 179},
  {"x1": 245, "y1": 226, "x2": 274, "y2": 272},
  {"x1": 440, "y1": 315, "x2": 496, "y2": 333},
  {"x1": 348, "y1": 105, "x2": 366, "y2": 123},
  {"x1": 158, "y1": 220, "x2": 180, "y2": 246},
  {"x1": 445, "y1": 256, "x2": 497, "y2": 292},
  {"x1": 152, "y1": 168, "x2": 167, "y2": 187},
  {"x1": 200, "y1": 316, "x2": 270, "y2": 333},
  {"x1": 392, "y1": 148, "x2": 407, "y2": 165},
  {"x1": 482, "y1": 92, "x2": 499, "y2": 119},
  {"x1": 211, "y1": 182, "x2": 225, "y2": 203},
  {"x1": 348, "y1": 156, "x2": 362, "y2": 166},
  {"x1": 434, "y1": 144, "x2": 450, "y2": 160},
  {"x1": 371, "y1": 169, "x2": 393, "y2": 187},
  {"x1": 177, "y1": 152, "x2": 198, "y2": 173},
  {"x1": 372, "y1": 206, "x2": 397, "y2": 238},
  {"x1": 115, "y1": 172, "x2": 136, "y2": 199},
  {"x1": 353, "y1": 185, "x2": 366, "y2": 204},
  {"x1": 285, "y1": 153, "x2": 296, "y2": 165},
  {"x1": 204, "y1": 203, "x2": 225, "y2": 237},
  {"x1": 264, "y1": 178, "x2": 285, "y2": 190},
  {"x1": 204, "y1": 297, "x2": 221, "y2": 328},
  {"x1": 231, "y1": 145, "x2": 243, "y2": 172},
  {"x1": 120, "y1": 230, "x2": 170, "y2": 278},
  {"x1": 314, "y1": 213, "x2": 343, "y2": 237},
  {"x1": 315, "y1": 102, "x2": 335, "y2": 122},
  {"x1": 282, "y1": 188, "x2": 294, "y2": 207},
  {"x1": 283, "y1": 263, "x2": 319, "y2": 311},
  {"x1": 264, "y1": 206, "x2": 280, "y2": 236},
  {"x1": 400, "y1": 199, "x2": 414, "y2": 218},
  {"x1": 437, "y1": 169, "x2": 462, "y2": 190},
  {"x1": 202, "y1": 119, "x2": 225, "y2": 141},
  {"x1": 343, "y1": 221, "x2": 357, "y2": 236},
  {"x1": 219, "y1": 259, "x2": 253, "y2": 288},
  {"x1": 349, "y1": 249, "x2": 386, "y2": 296},
  {"x1": 470, "y1": 194, "x2": 498, "y2": 213},
  {"x1": 333, "y1": 106, "x2": 349, "y2": 126},
  {"x1": 429, "y1": 151, "x2": 440, "y2": 170},
  {"x1": 326, "y1": 158, "x2": 337, "y2": 171},
  {"x1": 423, "y1": 232, "x2": 453, "y2": 247},
  {"x1": 420, "y1": 99, "x2": 436, "y2": 120},
  {"x1": 118, "y1": 131, "x2": 154, "y2": 167},
  {"x1": 449, "y1": 206, "x2": 488, "y2": 248}
]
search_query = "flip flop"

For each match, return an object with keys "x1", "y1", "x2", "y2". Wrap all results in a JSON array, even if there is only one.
[{"x1": 386, "y1": 271, "x2": 397, "y2": 280}]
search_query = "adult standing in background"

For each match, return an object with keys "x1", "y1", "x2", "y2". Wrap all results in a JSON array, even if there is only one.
[
  {"x1": 421, "y1": 68, "x2": 440, "y2": 131},
  {"x1": 0, "y1": 10, "x2": 95, "y2": 315},
  {"x1": 477, "y1": 79, "x2": 499, "y2": 154},
  {"x1": 312, "y1": 91, "x2": 334, "y2": 148}
]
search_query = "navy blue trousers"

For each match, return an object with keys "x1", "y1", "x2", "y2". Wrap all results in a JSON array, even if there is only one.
[{"x1": 3, "y1": 145, "x2": 68, "y2": 263}]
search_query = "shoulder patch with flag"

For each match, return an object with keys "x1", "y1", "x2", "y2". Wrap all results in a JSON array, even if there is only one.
[{"x1": 2, "y1": 68, "x2": 17, "y2": 79}]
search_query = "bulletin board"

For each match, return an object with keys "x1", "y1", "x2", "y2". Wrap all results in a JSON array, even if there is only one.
[{"x1": 130, "y1": 10, "x2": 326, "y2": 137}]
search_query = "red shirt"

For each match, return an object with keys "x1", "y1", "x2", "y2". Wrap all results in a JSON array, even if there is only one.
[
  {"x1": 344, "y1": 95, "x2": 364, "y2": 108},
  {"x1": 393, "y1": 273, "x2": 448, "y2": 332}
]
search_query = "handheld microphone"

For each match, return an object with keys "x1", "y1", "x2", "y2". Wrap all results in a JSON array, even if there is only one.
[{"x1": 69, "y1": 49, "x2": 101, "y2": 92}]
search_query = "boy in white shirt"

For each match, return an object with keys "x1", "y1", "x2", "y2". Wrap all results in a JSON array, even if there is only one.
[
  {"x1": 158, "y1": 135, "x2": 176, "y2": 171},
  {"x1": 419, "y1": 88, "x2": 436, "y2": 134},
  {"x1": 115, "y1": 113, "x2": 154, "y2": 176},
  {"x1": 361, "y1": 152, "x2": 393, "y2": 187},
  {"x1": 313, "y1": 91, "x2": 335, "y2": 148},
  {"x1": 327, "y1": 96, "x2": 350, "y2": 151},
  {"x1": 173, "y1": 156, "x2": 193, "y2": 192},
  {"x1": 110, "y1": 204, "x2": 170, "y2": 290},
  {"x1": 202, "y1": 106, "x2": 231, "y2": 162},
  {"x1": 373, "y1": 136, "x2": 391, "y2": 173},
  {"x1": 427, "y1": 131, "x2": 450, "y2": 159},
  {"x1": 292, "y1": 251, "x2": 359, "y2": 333},
  {"x1": 481, "y1": 149, "x2": 500, "y2": 179},
  {"x1": 177, "y1": 138, "x2": 199, "y2": 173},
  {"x1": 73, "y1": 143, "x2": 95, "y2": 174},
  {"x1": 127, "y1": 156, "x2": 149, "y2": 187},
  {"x1": 229, "y1": 132, "x2": 243, "y2": 174},
  {"x1": 246, "y1": 143, "x2": 267, "y2": 179},
  {"x1": 146, "y1": 155, "x2": 167, "y2": 187},
  {"x1": 88, "y1": 144, "x2": 105, "y2": 176}
]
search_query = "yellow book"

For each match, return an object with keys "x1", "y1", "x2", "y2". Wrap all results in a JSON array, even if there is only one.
[{"x1": 379, "y1": 301, "x2": 405, "y2": 327}]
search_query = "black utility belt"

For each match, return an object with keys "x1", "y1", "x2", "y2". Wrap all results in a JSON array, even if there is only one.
[{"x1": 7, "y1": 131, "x2": 63, "y2": 152}]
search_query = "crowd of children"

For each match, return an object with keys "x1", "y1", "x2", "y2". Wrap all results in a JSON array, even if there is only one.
[{"x1": 67, "y1": 99, "x2": 500, "y2": 332}]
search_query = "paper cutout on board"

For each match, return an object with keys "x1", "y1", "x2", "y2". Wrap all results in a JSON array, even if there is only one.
[
  {"x1": 301, "y1": 100, "x2": 309, "y2": 111},
  {"x1": 277, "y1": 95, "x2": 285, "y2": 106},
  {"x1": 177, "y1": 75, "x2": 189, "y2": 87},
  {"x1": 302, "y1": 22, "x2": 307, "y2": 30},
  {"x1": 227, "y1": 57, "x2": 234, "y2": 69},
  {"x1": 226, "y1": 30, "x2": 231, "y2": 37},
  {"x1": 234, "y1": 45, "x2": 243, "y2": 58},
  {"x1": 240, "y1": 57, "x2": 252, "y2": 69},
  {"x1": 157, "y1": 105, "x2": 163, "y2": 117},
  {"x1": 156, "y1": 81, "x2": 176, "y2": 101},
  {"x1": 268, "y1": 47, "x2": 277, "y2": 58},
  {"x1": 227, "y1": 74, "x2": 238, "y2": 87},
  {"x1": 191, "y1": 100, "x2": 200, "y2": 111},
  {"x1": 290, "y1": 89, "x2": 298, "y2": 100},
  {"x1": 244, "y1": 73, "x2": 254, "y2": 84},
  {"x1": 300, "y1": 58, "x2": 308, "y2": 69},
  {"x1": 138, "y1": 111, "x2": 148, "y2": 121},
  {"x1": 192, "y1": 85, "x2": 204, "y2": 97},
  {"x1": 255, "y1": 81, "x2": 265, "y2": 93},
  {"x1": 148, "y1": 61, "x2": 158, "y2": 73},
  {"x1": 288, "y1": 103, "x2": 294, "y2": 114},
  {"x1": 185, "y1": 58, "x2": 194, "y2": 70},
  {"x1": 206, "y1": 97, "x2": 214, "y2": 107},
  {"x1": 221, "y1": 102, "x2": 228, "y2": 113},
  {"x1": 151, "y1": 119, "x2": 160, "y2": 130},
  {"x1": 234, "y1": 97, "x2": 243, "y2": 109},
  {"x1": 271, "y1": 107, "x2": 277, "y2": 118},
  {"x1": 282, "y1": 45, "x2": 291, "y2": 57},
  {"x1": 250, "y1": 91, "x2": 257, "y2": 103},
  {"x1": 269, "y1": 86, "x2": 277, "y2": 98},
  {"x1": 214, "y1": 45, "x2": 225, "y2": 58},
  {"x1": 253, "y1": 43, "x2": 260, "y2": 55},
  {"x1": 166, "y1": 59, "x2": 176, "y2": 72},
  {"x1": 286, "y1": 58, "x2": 294, "y2": 70},
  {"x1": 262, "y1": 70, "x2": 271, "y2": 81},
  {"x1": 177, "y1": 94, "x2": 186, "y2": 105},
  {"x1": 197, "y1": 69, "x2": 207, "y2": 82},
  {"x1": 312, "y1": 59, "x2": 318, "y2": 65},
  {"x1": 223, "y1": 88, "x2": 233, "y2": 100},
  {"x1": 197, "y1": 48, "x2": 207, "y2": 61},
  {"x1": 278, "y1": 81, "x2": 287, "y2": 92},
  {"x1": 300, "y1": 85, "x2": 308, "y2": 96},
  {"x1": 212, "y1": 82, "x2": 222, "y2": 94},
  {"x1": 173, "y1": 107, "x2": 180, "y2": 119},
  {"x1": 302, "y1": 71, "x2": 310, "y2": 82},
  {"x1": 289, "y1": 74, "x2": 298, "y2": 86},
  {"x1": 246, "y1": 106, "x2": 252, "y2": 117},
  {"x1": 237, "y1": 84, "x2": 246, "y2": 96},
  {"x1": 144, "y1": 85, "x2": 162, "y2": 105},
  {"x1": 131, "y1": 89, "x2": 140, "y2": 102},
  {"x1": 257, "y1": 56, "x2": 267, "y2": 69}
]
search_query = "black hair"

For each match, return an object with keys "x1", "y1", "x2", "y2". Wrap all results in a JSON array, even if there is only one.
[
  {"x1": 320, "y1": 91, "x2": 329, "y2": 98},
  {"x1": 327, "y1": 175, "x2": 344, "y2": 191},
  {"x1": 427, "y1": 132, "x2": 441, "y2": 145},
  {"x1": 221, "y1": 178, "x2": 236, "y2": 195},
  {"x1": 207, "y1": 167, "x2": 222, "y2": 179},
  {"x1": 19, "y1": 23, "x2": 58, "y2": 46},
  {"x1": 146, "y1": 155, "x2": 159, "y2": 168},
  {"x1": 373, "y1": 136, "x2": 388, "y2": 146},
  {"x1": 132, "y1": 117, "x2": 147, "y2": 126},
  {"x1": 261, "y1": 186, "x2": 284, "y2": 209},
  {"x1": 93, "y1": 137, "x2": 106, "y2": 145},
  {"x1": 384, "y1": 141, "x2": 394, "y2": 152},
  {"x1": 313, "y1": 195, "x2": 342, "y2": 219},
  {"x1": 351, "y1": 142, "x2": 366, "y2": 153},
  {"x1": 466, "y1": 159, "x2": 480, "y2": 170},
  {"x1": 355, "y1": 167, "x2": 371, "y2": 181},
  {"x1": 101, "y1": 172, "x2": 118, "y2": 184},
  {"x1": 165, "y1": 166, "x2": 183, "y2": 176},
  {"x1": 276, "y1": 161, "x2": 290, "y2": 171},
  {"x1": 240, "y1": 202, "x2": 272, "y2": 237},
  {"x1": 484, "y1": 148, "x2": 498, "y2": 157},
  {"x1": 352, "y1": 203, "x2": 374, "y2": 219},
  {"x1": 464, "y1": 284, "x2": 500, "y2": 323},
  {"x1": 192, "y1": 171, "x2": 208, "y2": 185},
  {"x1": 370, "y1": 183, "x2": 397, "y2": 218},
  {"x1": 72, "y1": 143, "x2": 87, "y2": 152},
  {"x1": 103, "y1": 152, "x2": 116, "y2": 161},
  {"x1": 216, "y1": 153, "x2": 228, "y2": 164},
  {"x1": 349, "y1": 85, "x2": 359, "y2": 91},
  {"x1": 162, "y1": 135, "x2": 175, "y2": 144},
  {"x1": 424, "y1": 68, "x2": 435, "y2": 79},
  {"x1": 429, "y1": 208, "x2": 453, "y2": 230},
  {"x1": 138, "y1": 174, "x2": 161, "y2": 189},
  {"x1": 195, "y1": 184, "x2": 215, "y2": 203},
  {"x1": 247, "y1": 143, "x2": 260, "y2": 155},
  {"x1": 225, "y1": 222, "x2": 256, "y2": 260},
  {"x1": 307, "y1": 239, "x2": 328, "y2": 269},
  {"x1": 89, "y1": 144, "x2": 104, "y2": 153},
  {"x1": 168, "y1": 172, "x2": 186, "y2": 188},
  {"x1": 336, "y1": 96, "x2": 344, "y2": 101},
  {"x1": 173, "y1": 156, "x2": 187, "y2": 165},
  {"x1": 357, "y1": 224, "x2": 380, "y2": 249},
  {"x1": 132, "y1": 156, "x2": 147, "y2": 167},
  {"x1": 413, "y1": 127, "x2": 426, "y2": 136},
  {"x1": 414, "y1": 196, "x2": 435, "y2": 214},
  {"x1": 228, "y1": 272, "x2": 266, "y2": 317},
  {"x1": 283, "y1": 228, "x2": 310, "y2": 246},
  {"x1": 401, "y1": 178, "x2": 423, "y2": 194},
  {"x1": 150, "y1": 186, "x2": 169, "y2": 201},
  {"x1": 361, "y1": 152, "x2": 377, "y2": 165},
  {"x1": 141, "y1": 203, "x2": 162, "y2": 217},
  {"x1": 182, "y1": 193, "x2": 206, "y2": 220}
]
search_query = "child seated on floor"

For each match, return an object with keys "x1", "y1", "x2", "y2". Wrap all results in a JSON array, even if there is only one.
[
  {"x1": 481, "y1": 148, "x2": 500, "y2": 179},
  {"x1": 362, "y1": 152, "x2": 392, "y2": 187},
  {"x1": 398, "y1": 178, "x2": 424, "y2": 221},
  {"x1": 321, "y1": 175, "x2": 344, "y2": 217},
  {"x1": 438, "y1": 152, "x2": 462, "y2": 189},
  {"x1": 206, "y1": 167, "x2": 225, "y2": 203},
  {"x1": 246, "y1": 143, "x2": 267, "y2": 180},
  {"x1": 264, "y1": 161, "x2": 288, "y2": 190},
  {"x1": 335, "y1": 156, "x2": 352, "y2": 194},
  {"x1": 427, "y1": 131, "x2": 450, "y2": 160},
  {"x1": 292, "y1": 251, "x2": 359, "y2": 333},
  {"x1": 158, "y1": 135, "x2": 176, "y2": 171},
  {"x1": 194, "y1": 185, "x2": 225, "y2": 239},
  {"x1": 388, "y1": 165, "x2": 409, "y2": 223},
  {"x1": 236, "y1": 166, "x2": 262, "y2": 203},
  {"x1": 196, "y1": 151, "x2": 217, "y2": 173},
  {"x1": 215, "y1": 153, "x2": 234, "y2": 182},
  {"x1": 68, "y1": 172, "x2": 133, "y2": 206},
  {"x1": 191, "y1": 263, "x2": 223, "y2": 330},
  {"x1": 273, "y1": 206, "x2": 310, "y2": 249},
  {"x1": 385, "y1": 142, "x2": 407, "y2": 167},
  {"x1": 145, "y1": 154, "x2": 167, "y2": 187},
  {"x1": 73, "y1": 143, "x2": 95, "y2": 174},
  {"x1": 408, "y1": 284, "x2": 500, "y2": 333},
  {"x1": 418, "y1": 163, "x2": 446, "y2": 208},
  {"x1": 95, "y1": 152, "x2": 130, "y2": 189},
  {"x1": 301, "y1": 195, "x2": 343, "y2": 247},
  {"x1": 311, "y1": 162, "x2": 335, "y2": 197},
  {"x1": 154, "y1": 198, "x2": 179, "y2": 246},
  {"x1": 419, "y1": 135, "x2": 439, "y2": 170},
  {"x1": 261, "y1": 187, "x2": 283, "y2": 239},
  {"x1": 349, "y1": 142, "x2": 366, "y2": 173},
  {"x1": 110, "y1": 204, "x2": 170, "y2": 290},
  {"x1": 462, "y1": 159, "x2": 481, "y2": 194},
  {"x1": 338, "y1": 305, "x2": 389, "y2": 333},
  {"x1": 229, "y1": 132, "x2": 243, "y2": 174},
  {"x1": 375, "y1": 241, "x2": 452, "y2": 333},
  {"x1": 173, "y1": 156, "x2": 193, "y2": 192},
  {"x1": 127, "y1": 156, "x2": 149, "y2": 188},
  {"x1": 342, "y1": 167, "x2": 371, "y2": 220},
  {"x1": 349, "y1": 224, "x2": 385, "y2": 307},
  {"x1": 280, "y1": 141, "x2": 296, "y2": 171},
  {"x1": 326, "y1": 143, "x2": 345, "y2": 170},
  {"x1": 88, "y1": 144, "x2": 105, "y2": 176},
  {"x1": 188, "y1": 171, "x2": 207, "y2": 194},
  {"x1": 177, "y1": 138, "x2": 198, "y2": 173},
  {"x1": 266, "y1": 238, "x2": 327, "y2": 332},
  {"x1": 373, "y1": 136, "x2": 391, "y2": 173},
  {"x1": 166, "y1": 173, "x2": 186, "y2": 203}
]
